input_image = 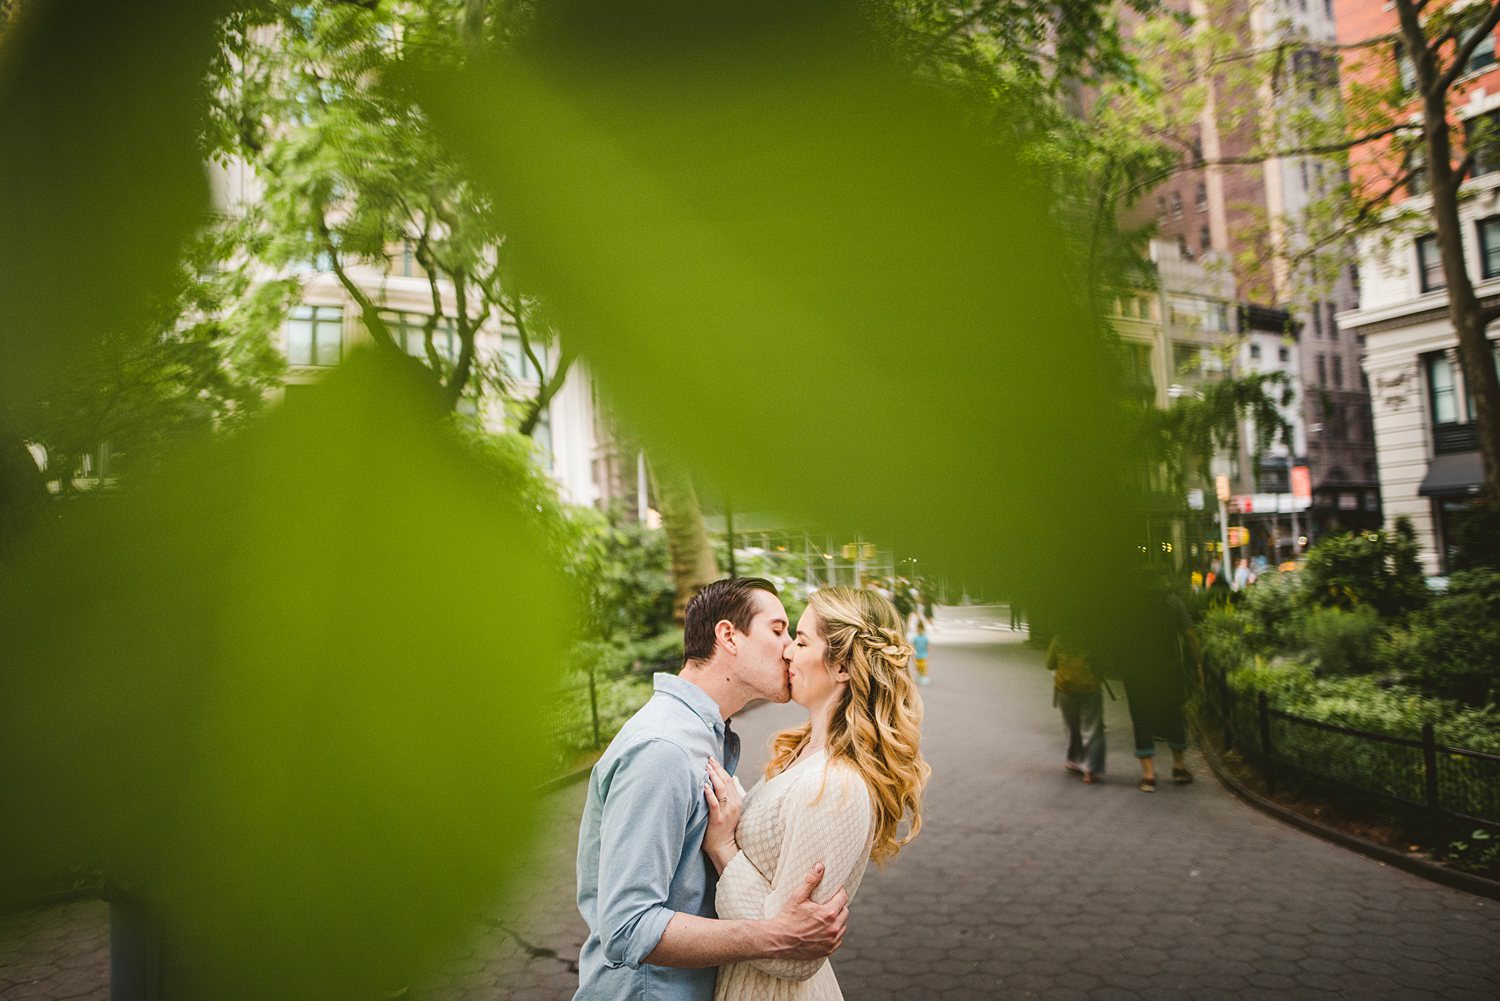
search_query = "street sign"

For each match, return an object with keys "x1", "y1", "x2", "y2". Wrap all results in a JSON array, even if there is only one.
[{"x1": 1291, "y1": 464, "x2": 1312, "y2": 500}]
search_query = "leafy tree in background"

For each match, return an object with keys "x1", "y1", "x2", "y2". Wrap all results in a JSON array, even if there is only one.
[
  {"x1": 209, "y1": 0, "x2": 572, "y2": 421},
  {"x1": 1121, "y1": 0, "x2": 1500, "y2": 503},
  {"x1": 1146, "y1": 371, "x2": 1298, "y2": 500},
  {"x1": 15, "y1": 225, "x2": 289, "y2": 497}
]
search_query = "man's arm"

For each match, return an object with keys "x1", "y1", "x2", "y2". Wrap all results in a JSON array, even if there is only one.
[
  {"x1": 644, "y1": 863, "x2": 848, "y2": 968},
  {"x1": 593, "y1": 738, "x2": 698, "y2": 968}
]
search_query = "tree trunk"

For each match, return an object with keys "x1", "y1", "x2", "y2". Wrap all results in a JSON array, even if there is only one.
[
  {"x1": 648, "y1": 458, "x2": 720, "y2": 625},
  {"x1": 1402, "y1": 0, "x2": 1500, "y2": 502}
]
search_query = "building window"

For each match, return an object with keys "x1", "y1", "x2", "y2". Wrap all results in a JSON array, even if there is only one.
[
  {"x1": 501, "y1": 328, "x2": 547, "y2": 383},
  {"x1": 1333, "y1": 354, "x2": 1344, "y2": 387},
  {"x1": 1195, "y1": 182, "x2": 1208, "y2": 211},
  {"x1": 1426, "y1": 352, "x2": 1459, "y2": 424},
  {"x1": 1316, "y1": 353, "x2": 1327, "y2": 385},
  {"x1": 285, "y1": 305, "x2": 343, "y2": 367},
  {"x1": 381, "y1": 310, "x2": 459, "y2": 364},
  {"x1": 1173, "y1": 343, "x2": 1202, "y2": 377},
  {"x1": 1326, "y1": 302, "x2": 1338, "y2": 340},
  {"x1": 1465, "y1": 25, "x2": 1497, "y2": 74},
  {"x1": 1480, "y1": 216, "x2": 1500, "y2": 279},
  {"x1": 1405, "y1": 143, "x2": 1427, "y2": 196},
  {"x1": 1416, "y1": 234, "x2": 1445, "y2": 292},
  {"x1": 1177, "y1": 233, "x2": 1193, "y2": 260},
  {"x1": 1250, "y1": 342, "x2": 1263, "y2": 362},
  {"x1": 1209, "y1": 301, "x2": 1230, "y2": 333},
  {"x1": 1464, "y1": 111, "x2": 1500, "y2": 177},
  {"x1": 1200, "y1": 224, "x2": 1212, "y2": 253},
  {"x1": 1170, "y1": 191, "x2": 1183, "y2": 219},
  {"x1": 1395, "y1": 41, "x2": 1418, "y2": 95},
  {"x1": 1279, "y1": 345, "x2": 1291, "y2": 363},
  {"x1": 1312, "y1": 303, "x2": 1324, "y2": 338}
]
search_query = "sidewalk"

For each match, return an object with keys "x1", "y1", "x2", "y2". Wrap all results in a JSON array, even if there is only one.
[{"x1": 5, "y1": 605, "x2": 1500, "y2": 1000}]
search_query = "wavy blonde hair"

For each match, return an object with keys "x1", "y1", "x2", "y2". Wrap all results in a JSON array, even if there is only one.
[{"x1": 766, "y1": 587, "x2": 930, "y2": 865}]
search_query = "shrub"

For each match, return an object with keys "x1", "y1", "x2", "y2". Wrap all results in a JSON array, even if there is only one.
[
  {"x1": 1227, "y1": 657, "x2": 1318, "y2": 704},
  {"x1": 1240, "y1": 570, "x2": 1304, "y2": 654},
  {"x1": 1296, "y1": 604, "x2": 1385, "y2": 676},
  {"x1": 623, "y1": 630, "x2": 685, "y2": 676},
  {"x1": 1409, "y1": 569, "x2": 1500, "y2": 707},
  {"x1": 1301, "y1": 522, "x2": 1428, "y2": 621},
  {"x1": 1199, "y1": 605, "x2": 1256, "y2": 674},
  {"x1": 1450, "y1": 502, "x2": 1500, "y2": 572},
  {"x1": 1224, "y1": 665, "x2": 1500, "y2": 820}
]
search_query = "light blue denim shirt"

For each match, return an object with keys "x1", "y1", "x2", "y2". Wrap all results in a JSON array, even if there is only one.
[{"x1": 574, "y1": 673, "x2": 741, "y2": 1001}]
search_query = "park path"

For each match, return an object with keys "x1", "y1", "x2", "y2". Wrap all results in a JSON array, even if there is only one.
[{"x1": 4, "y1": 605, "x2": 1500, "y2": 1000}]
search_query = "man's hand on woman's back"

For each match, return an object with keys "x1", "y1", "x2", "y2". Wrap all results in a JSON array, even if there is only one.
[{"x1": 769, "y1": 863, "x2": 849, "y2": 960}]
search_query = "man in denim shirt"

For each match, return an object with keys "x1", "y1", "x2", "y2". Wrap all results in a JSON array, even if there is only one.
[{"x1": 574, "y1": 578, "x2": 849, "y2": 1000}]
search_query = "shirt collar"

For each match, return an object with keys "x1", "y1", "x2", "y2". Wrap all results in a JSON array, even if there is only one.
[{"x1": 653, "y1": 672, "x2": 727, "y2": 735}]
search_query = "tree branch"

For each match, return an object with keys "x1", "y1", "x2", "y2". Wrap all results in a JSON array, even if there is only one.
[
  {"x1": 1437, "y1": 2, "x2": 1500, "y2": 94},
  {"x1": 315, "y1": 214, "x2": 397, "y2": 353},
  {"x1": 517, "y1": 344, "x2": 576, "y2": 439},
  {"x1": 1129, "y1": 120, "x2": 1422, "y2": 196},
  {"x1": 443, "y1": 271, "x2": 480, "y2": 410}
]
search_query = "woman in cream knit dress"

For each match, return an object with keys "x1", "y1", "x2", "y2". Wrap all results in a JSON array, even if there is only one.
[{"x1": 701, "y1": 587, "x2": 930, "y2": 1001}]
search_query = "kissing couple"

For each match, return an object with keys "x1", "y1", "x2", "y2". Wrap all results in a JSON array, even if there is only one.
[{"x1": 574, "y1": 577, "x2": 930, "y2": 1001}]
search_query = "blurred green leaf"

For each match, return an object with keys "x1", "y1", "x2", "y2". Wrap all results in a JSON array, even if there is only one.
[
  {"x1": 413, "y1": 0, "x2": 1143, "y2": 629},
  {"x1": 0, "y1": 0, "x2": 232, "y2": 404},
  {"x1": 0, "y1": 354, "x2": 571, "y2": 1001}
]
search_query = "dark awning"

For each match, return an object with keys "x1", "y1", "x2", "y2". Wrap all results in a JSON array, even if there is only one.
[{"x1": 1417, "y1": 453, "x2": 1485, "y2": 498}]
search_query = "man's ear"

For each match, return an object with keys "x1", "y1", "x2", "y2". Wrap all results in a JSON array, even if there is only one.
[{"x1": 714, "y1": 618, "x2": 737, "y2": 654}]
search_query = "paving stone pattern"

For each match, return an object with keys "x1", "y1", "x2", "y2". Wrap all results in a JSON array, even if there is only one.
[{"x1": 5, "y1": 606, "x2": 1500, "y2": 1000}]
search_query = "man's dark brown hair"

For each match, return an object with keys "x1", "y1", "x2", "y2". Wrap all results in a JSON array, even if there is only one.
[{"x1": 682, "y1": 577, "x2": 779, "y2": 662}]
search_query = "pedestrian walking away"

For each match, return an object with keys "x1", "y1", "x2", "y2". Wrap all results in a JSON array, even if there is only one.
[
  {"x1": 1118, "y1": 582, "x2": 1199, "y2": 793},
  {"x1": 1046, "y1": 635, "x2": 1106, "y2": 783}
]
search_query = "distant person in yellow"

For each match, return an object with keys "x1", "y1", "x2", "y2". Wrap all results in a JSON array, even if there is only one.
[
  {"x1": 1046, "y1": 636, "x2": 1106, "y2": 784},
  {"x1": 702, "y1": 587, "x2": 930, "y2": 1001},
  {"x1": 910, "y1": 619, "x2": 930, "y2": 685}
]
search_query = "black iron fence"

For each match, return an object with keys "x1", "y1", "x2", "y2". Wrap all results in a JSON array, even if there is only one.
[{"x1": 1198, "y1": 657, "x2": 1500, "y2": 830}]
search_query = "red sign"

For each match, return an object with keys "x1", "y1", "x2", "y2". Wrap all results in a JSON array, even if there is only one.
[{"x1": 1291, "y1": 465, "x2": 1312, "y2": 501}]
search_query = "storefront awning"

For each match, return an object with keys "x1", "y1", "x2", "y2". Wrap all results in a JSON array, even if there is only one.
[{"x1": 1417, "y1": 453, "x2": 1485, "y2": 498}]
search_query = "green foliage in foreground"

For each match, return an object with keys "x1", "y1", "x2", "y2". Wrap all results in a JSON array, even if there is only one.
[{"x1": 0, "y1": 357, "x2": 571, "y2": 1001}]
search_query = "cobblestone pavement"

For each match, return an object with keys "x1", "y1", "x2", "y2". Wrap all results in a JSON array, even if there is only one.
[
  {"x1": 6, "y1": 605, "x2": 1500, "y2": 1001},
  {"x1": 0, "y1": 899, "x2": 107, "y2": 1001}
]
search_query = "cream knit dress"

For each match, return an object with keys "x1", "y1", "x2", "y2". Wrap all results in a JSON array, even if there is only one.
[{"x1": 713, "y1": 750, "x2": 874, "y2": 1001}]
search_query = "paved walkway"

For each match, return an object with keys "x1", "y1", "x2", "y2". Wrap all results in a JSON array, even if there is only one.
[{"x1": 5, "y1": 605, "x2": 1500, "y2": 1000}]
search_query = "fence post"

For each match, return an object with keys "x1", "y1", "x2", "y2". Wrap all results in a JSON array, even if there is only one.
[
  {"x1": 1422, "y1": 721, "x2": 1440, "y2": 813},
  {"x1": 1258, "y1": 691, "x2": 1275, "y2": 796},
  {"x1": 1220, "y1": 665, "x2": 1234, "y2": 753},
  {"x1": 109, "y1": 894, "x2": 162, "y2": 1001},
  {"x1": 588, "y1": 660, "x2": 601, "y2": 749}
]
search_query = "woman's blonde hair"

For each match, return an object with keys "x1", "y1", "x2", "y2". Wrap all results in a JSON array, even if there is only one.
[{"x1": 766, "y1": 586, "x2": 930, "y2": 865}]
